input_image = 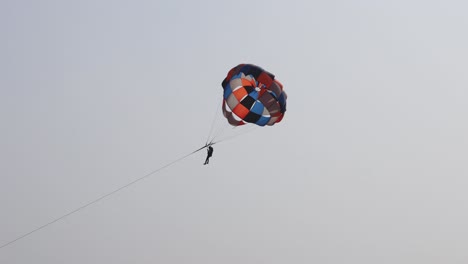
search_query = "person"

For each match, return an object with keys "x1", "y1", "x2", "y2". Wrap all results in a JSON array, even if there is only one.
[{"x1": 204, "y1": 145, "x2": 214, "y2": 165}]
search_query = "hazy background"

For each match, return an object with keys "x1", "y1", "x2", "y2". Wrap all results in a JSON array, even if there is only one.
[{"x1": 1, "y1": 0, "x2": 468, "y2": 263}]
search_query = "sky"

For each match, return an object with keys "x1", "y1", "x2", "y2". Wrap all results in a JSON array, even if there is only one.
[{"x1": 1, "y1": 0, "x2": 468, "y2": 263}]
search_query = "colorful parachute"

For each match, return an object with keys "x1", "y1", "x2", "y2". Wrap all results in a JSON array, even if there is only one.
[{"x1": 221, "y1": 64, "x2": 287, "y2": 126}]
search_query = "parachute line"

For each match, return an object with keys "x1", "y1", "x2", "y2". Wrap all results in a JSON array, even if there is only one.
[
  {"x1": 0, "y1": 145, "x2": 208, "y2": 250},
  {"x1": 212, "y1": 125, "x2": 258, "y2": 145},
  {"x1": 205, "y1": 100, "x2": 232, "y2": 145},
  {"x1": 205, "y1": 99, "x2": 222, "y2": 145}
]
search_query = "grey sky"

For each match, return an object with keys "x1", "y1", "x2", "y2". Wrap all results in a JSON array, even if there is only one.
[{"x1": 1, "y1": 0, "x2": 468, "y2": 263}]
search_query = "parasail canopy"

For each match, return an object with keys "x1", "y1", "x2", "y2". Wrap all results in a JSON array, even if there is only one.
[{"x1": 221, "y1": 64, "x2": 287, "y2": 126}]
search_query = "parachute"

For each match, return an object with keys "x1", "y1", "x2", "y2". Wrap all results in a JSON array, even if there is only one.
[
  {"x1": 205, "y1": 64, "x2": 287, "y2": 145},
  {"x1": 221, "y1": 64, "x2": 287, "y2": 126}
]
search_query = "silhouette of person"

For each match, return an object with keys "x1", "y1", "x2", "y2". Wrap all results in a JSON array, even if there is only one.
[{"x1": 204, "y1": 146, "x2": 214, "y2": 165}]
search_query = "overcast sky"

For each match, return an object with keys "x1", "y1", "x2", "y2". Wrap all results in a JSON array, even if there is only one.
[{"x1": 1, "y1": 0, "x2": 468, "y2": 263}]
